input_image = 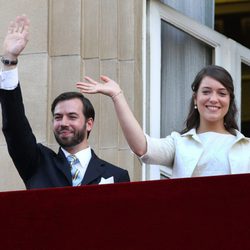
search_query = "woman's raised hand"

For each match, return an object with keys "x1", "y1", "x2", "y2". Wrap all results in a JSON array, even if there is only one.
[
  {"x1": 76, "y1": 75, "x2": 122, "y2": 98},
  {"x1": 77, "y1": 74, "x2": 147, "y2": 156}
]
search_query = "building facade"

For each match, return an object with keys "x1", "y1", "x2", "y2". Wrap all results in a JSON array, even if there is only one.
[{"x1": 0, "y1": 0, "x2": 249, "y2": 190}]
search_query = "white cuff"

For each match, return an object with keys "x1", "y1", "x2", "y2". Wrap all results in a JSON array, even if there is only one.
[{"x1": 0, "y1": 67, "x2": 19, "y2": 90}]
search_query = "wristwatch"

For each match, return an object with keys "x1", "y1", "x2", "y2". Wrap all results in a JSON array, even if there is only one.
[{"x1": 1, "y1": 56, "x2": 18, "y2": 65}]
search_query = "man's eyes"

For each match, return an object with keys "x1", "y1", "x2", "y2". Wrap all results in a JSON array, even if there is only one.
[
  {"x1": 53, "y1": 115, "x2": 78, "y2": 120},
  {"x1": 54, "y1": 116, "x2": 62, "y2": 120}
]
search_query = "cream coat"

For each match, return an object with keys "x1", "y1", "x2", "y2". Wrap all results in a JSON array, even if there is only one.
[{"x1": 141, "y1": 129, "x2": 250, "y2": 178}]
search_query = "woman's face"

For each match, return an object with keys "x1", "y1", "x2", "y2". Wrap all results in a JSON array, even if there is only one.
[{"x1": 195, "y1": 76, "x2": 230, "y2": 130}]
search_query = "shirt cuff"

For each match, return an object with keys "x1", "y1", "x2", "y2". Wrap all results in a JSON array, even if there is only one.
[{"x1": 0, "y1": 68, "x2": 18, "y2": 90}]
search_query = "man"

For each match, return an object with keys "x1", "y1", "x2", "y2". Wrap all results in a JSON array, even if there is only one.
[{"x1": 0, "y1": 15, "x2": 130, "y2": 189}]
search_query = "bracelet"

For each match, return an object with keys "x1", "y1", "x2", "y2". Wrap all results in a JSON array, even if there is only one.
[
  {"x1": 1, "y1": 56, "x2": 18, "y2": 66},
  {"x1": 111, "y1": 90, "x2": 123, "y2": 100}
]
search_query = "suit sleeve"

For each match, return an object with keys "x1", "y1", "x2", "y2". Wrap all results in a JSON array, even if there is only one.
[
  {"x1": 118, "y1": 170, "x2": 130, "y2": 182},
  {"x1": 0, "y1": 84, "x2": 39, "y2": 181}
]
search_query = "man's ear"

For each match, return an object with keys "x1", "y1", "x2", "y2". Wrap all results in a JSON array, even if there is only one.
[{"x1": 86, "y1": 118, "x2": 94, "y2": 132}]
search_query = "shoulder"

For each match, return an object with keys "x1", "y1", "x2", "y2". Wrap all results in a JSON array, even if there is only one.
[
  {"x1": 100, "y1": 158, "x2": 128, "y2": 174},
  {"x1": 93, "y1": 154, "x2": 130, "y2": 182},
  {"x1": 91, "y1": 149, "x2": 128, "y2": 172},
  {"x1": 234, "y1": 129, "x2": 250, "y2": 144}
]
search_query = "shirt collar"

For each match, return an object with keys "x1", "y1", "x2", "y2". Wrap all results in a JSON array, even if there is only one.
[{"x1": 62, "y1": 147, "x2": 92, "y2": 168}]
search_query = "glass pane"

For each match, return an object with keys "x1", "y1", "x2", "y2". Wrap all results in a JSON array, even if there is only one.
[
  {"x1": 215, "y1": 1, "x2": 250, "y2": 50},
  {"x1": 160, "y1": 20, "x2": 213, "y2": 137},
  {"x1": 241, "y1": 63, "x2": 250, "y2": 137},
  {"x1": 160, "y1": 173, "x2": 170, "y2": 180}
]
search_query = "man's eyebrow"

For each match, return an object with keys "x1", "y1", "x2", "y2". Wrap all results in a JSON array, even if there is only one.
[
  {"x1": 68, "y1": 112, "x2": 79, "y2": 116},
  {"x1": 53, "y1": 112, "x2": 78, "y2": 115}
]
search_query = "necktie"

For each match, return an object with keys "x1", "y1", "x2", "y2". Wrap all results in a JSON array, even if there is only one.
[{"x1": 67, "y1": 155, "x2": 83, "y2": 186}]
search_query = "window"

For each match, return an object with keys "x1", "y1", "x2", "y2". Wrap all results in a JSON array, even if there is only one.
[{"x1": 143, "y1": 0, "x2": 250, "y2": 180}]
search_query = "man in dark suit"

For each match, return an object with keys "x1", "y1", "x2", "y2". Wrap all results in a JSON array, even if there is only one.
[{"x1": 0, "y1": 15, "x2": 130, "y2": 189}]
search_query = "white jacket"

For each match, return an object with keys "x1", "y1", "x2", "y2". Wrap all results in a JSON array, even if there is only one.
[{"x1": 141, "y1": 129, "x2": 250, "y2": 178}]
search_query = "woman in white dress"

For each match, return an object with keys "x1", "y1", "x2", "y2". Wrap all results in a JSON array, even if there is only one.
[{"x1": 76, "y1": 65, "x2": 250, "y2": 178}]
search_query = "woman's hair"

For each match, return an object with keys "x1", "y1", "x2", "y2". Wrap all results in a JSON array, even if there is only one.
[{"x1": 181, "y1": 65, "x2": 238, "y2": 135}]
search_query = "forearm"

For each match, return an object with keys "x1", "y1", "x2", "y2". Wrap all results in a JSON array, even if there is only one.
[
  {"x1": 0, "y1": 85, "x2": 37, "y2": 166},
  {"x1": 76, "y1": 75, "x2": 147, "y2": 155},
  {"x1": 112, "y1": 92, "x2": 147, "y2": 156}
]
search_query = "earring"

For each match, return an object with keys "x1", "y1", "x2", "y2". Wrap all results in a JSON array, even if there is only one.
[{"x1": 194, "y1": 104, "x2": 197, "y2": 109}]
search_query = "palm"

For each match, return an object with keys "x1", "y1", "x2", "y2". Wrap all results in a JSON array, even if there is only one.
[
  {"x1": 3, "y1": 15, "x2": 29, "y2": 57},
  {"x1": 4, "y1": 33, "x2": 27, "y2": 56},
  {"x1": 77, "y1": 76, "x2": 121, "y2": 97},
  {"x1": 96, "y1": 79, "x2": 118, "y2": 95}
]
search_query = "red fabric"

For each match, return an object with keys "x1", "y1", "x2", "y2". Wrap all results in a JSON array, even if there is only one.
[{"x1": 1, "y1": 174, "x2": 250, "y2": 249}]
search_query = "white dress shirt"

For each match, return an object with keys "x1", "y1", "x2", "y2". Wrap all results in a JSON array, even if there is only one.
[
  {"x1": 62, "y1": 147, "x2": 92, "y2": 179},
  {"x1": 0, "y1": 67, "x2": 18, "y2": 89}
]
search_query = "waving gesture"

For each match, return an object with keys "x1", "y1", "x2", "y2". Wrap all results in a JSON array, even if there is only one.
[
  {"x1": 76, "y1": 75, "x2": 147, "y2": 156},
  {"x1": 3, "y1": 15, "x2": 30, "y2": 60},
  {"x1": 76, "y1": 75, "x2": 122, "y2": 99}
]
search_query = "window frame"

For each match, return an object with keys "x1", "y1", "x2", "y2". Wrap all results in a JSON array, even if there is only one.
[{"x1": 142, "y1": 0, "x2": 250, "y2": 180}]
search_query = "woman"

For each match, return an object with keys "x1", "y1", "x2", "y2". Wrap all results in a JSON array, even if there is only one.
[{"x1": 76, "y1": 65, "x2": 250, "y2": 178}]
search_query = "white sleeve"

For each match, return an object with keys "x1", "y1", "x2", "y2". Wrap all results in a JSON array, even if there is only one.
[
  {"x1": 139, "y1": 134, "x2": 175, "y2": 166},
  {"x1": 0, "y1": 68, "x2": 18, "y2": 90}
]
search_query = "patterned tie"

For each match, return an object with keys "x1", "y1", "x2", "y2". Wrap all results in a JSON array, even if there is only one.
[{"x1": 67, "y1": 155, "x2": 82, "y2": 186}]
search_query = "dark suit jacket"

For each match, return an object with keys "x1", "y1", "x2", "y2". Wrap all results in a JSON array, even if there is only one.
[{"x1": 0, "y1": 84, "x2": 130, "y2": 189}]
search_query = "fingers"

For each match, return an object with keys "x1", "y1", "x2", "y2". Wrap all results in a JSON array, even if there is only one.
[
  {"x1": 7, "y1": 21, "x2": 15, "y2": 34},
  {"x1": 84, "y1": 75, "x2": 113, "y2": 84},
  {"x1": 76, "y1": 80, "x2": 94, "y2": 89},
  {"x1": 8, "y1": 15, "x2": 30, "y2": 35},
  {"x1": 84, "y1": 76, "x2": 98, "y2": 85},
  {"x1": 76, "y1": 82, "x2": 95, "y2": 94},
  {"x1": 100, "y1": 75, "x2": 111, "y2": 82},
  {"x1": 16, "y1": 15, "x2": 30, "y2": 26}
]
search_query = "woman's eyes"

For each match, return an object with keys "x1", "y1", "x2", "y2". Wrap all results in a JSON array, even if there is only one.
[
  {"x1": 202, "y1": 90, "x2": 210, "y2": 94},
  {"x1": 201, "y1": 90, "x2": 228, "y2": 96},
  {"x1": 219, "y1": 92, "x2": 228, "y2": 96}
]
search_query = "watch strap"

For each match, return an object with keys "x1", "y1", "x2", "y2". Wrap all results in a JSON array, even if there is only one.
[{"x1": 1, "y1": 56, "x2": 18, "y2": 65}]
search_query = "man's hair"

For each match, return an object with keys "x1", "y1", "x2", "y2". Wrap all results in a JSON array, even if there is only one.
[{"x1": 51, "y1": 92, "x2": 95, "y2": 137}]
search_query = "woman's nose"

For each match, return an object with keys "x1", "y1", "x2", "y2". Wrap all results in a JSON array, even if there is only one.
[{"x1": 209, "y1": 92, "x2": 218, "y2": 102}]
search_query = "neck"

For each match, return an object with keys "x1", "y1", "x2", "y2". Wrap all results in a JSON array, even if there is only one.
[
  {"x1": 63, "y1": 142, "x2": 89, "y2": 155},
  {"x1": 197, "y1": 121, "x2": 229, "y2": 134}
]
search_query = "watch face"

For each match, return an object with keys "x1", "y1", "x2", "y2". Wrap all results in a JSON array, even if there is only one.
[{"x1": 1, "y1": 57, "x2": 18, "y2": 65}]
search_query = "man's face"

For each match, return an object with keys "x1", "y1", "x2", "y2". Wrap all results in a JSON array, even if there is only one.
[{"x1": 52, "y1": 98, "x2": 91, "y2": 149}]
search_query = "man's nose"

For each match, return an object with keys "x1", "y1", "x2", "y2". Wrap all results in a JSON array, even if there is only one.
[{"x1": 60, "y1": 116, "x2": 69, "y2": 126}]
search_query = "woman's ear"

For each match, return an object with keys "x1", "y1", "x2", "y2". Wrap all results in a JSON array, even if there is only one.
[
  {"x1": 193, "y1": 93, "x2": 197, "y2": 104},
  {"x1": 193, "y1": 93, "x2": 198, "y2": 109}
]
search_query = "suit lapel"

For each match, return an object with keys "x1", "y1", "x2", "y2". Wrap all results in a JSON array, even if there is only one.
[
  {"x1": 56, "y1": 148, "x2": 72, "y2": 184},
  {"x1": 82, "y1": 150, "x2": 105, "y2": 185}
]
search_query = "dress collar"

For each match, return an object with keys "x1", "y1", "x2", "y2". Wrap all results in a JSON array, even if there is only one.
[{"x1": 181, "y1": 128, "x2": 248, "y2": 144}]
